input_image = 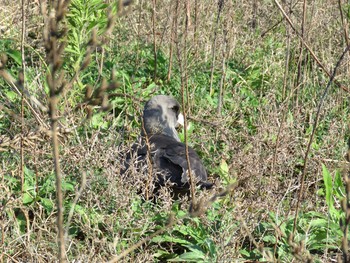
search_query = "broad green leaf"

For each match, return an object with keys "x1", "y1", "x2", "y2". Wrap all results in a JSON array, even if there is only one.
[
  {"x1": 169, "y1": 247, "x2": 206, "y2": 262},
  {"x1": 322, "y1": 164, "x2": 333, "y2": 210},
  {"x1": 239, "y1": 249, "x2": 250, "y2": 257},
  {"x1": 309, "y1": 218, "x2": 328, "y2": 227},
  {"x1": 5, "y1": 90, "x2": 17, "y2": 102},
  {"x1": 62, "y1": 181, "x2": 75, "y2": 192},
  {"x1": 203, "y1": 238, "x2": 216, "y2": 257},
  {"x1": 262, "y1": 235, "x2": 276, "y2": 243},
  {"x1": 24, "y1": 166, "x2": 35, "y2": 178},
  {"x1": 334, "y1": 170, "x2": 345, "y2": 199},
  {"x1": 7, "y1": 49, "x2": 22, "y2": 65},
  {"x1": 152, "y1": 235, "x2": 192, "y2": 246},
  {"x1": 23, "y1": 192, "x2": 34, "y2": 204},
  {"x1": 153, "y1": 249, "x2": 175, "y2": 258},
  {"x1": 220, "y1": 159, "x2": 229, "y2": 176},
  {"x1": 40, "y1": 197, "x2": 54, "y2": 212},
  {"x1": 178, "y1": 251, "x2": 206, "y2": 260}
]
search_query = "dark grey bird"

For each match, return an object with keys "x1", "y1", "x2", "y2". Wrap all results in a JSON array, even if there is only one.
[{"x1": 124, "y1": 95, "x2": 213, "y2": 197}]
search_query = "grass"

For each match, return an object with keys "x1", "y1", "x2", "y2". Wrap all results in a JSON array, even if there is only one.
[{"x1": 0, "y1": 0, "x2": 350, "y2": 262}]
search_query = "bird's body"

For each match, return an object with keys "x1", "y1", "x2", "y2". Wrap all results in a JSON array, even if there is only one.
[{"x1": 123, "y1": 95, "x2": 213, "y2": 197}]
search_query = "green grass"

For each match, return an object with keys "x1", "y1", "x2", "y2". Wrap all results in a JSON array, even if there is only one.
[{"x1": 0, "y1": 0, "x2": 350, "y2": 262}]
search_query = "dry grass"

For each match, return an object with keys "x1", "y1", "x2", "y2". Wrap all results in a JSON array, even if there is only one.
[{"x1": 0, "y1": 0, "x2": 349, "y2": 262}]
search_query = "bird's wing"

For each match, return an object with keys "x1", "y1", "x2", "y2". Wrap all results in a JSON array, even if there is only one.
[{"x1": 150, "y1": 135, "x2": 209, "y2": 185}]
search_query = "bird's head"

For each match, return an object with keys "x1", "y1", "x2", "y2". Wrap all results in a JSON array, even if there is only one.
[{"x1": 142, "y1": 95, "x2": 183, "y2": 141}]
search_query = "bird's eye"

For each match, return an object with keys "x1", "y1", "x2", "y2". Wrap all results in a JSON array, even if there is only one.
[{"x1": 171, "y1": 105, "x2": 179, "y2": 113}]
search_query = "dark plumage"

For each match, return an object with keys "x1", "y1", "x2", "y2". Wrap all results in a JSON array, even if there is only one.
[{"x1": 124, "y1": 95, "x2": 213, "y2": 196}]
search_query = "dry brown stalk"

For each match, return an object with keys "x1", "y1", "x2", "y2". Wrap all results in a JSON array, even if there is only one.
[
  {"x1": 43, "y1": 1, "x2": 71, "y2": 261},
  {"x1": 175, "y1": 1, "x2": 196, "y2": 203},
  {"x1": 292, "y1": 44, "x2": 350, "y2": 236},
  {"x1": 338, "y1": 0, "x2": 350, "y2": 68},
  {"x1": 338, "y1": 137, "x2": 350, "y2": 262},
  {"x1": 294, "y1": 0, "x2": 308, "y2": 110},
  {"x1": 209, "y1": 0, "x2": 224, "y2": 96},
  {"x1": 167, "y1": 1, "x2": 178, "y2": 82},
  {"x1": 141, "y1": 118, "x2": 154, "y2": 200},
  {"x1": 217, "y1": 25, "x2": 228, "y2": 115},
  {"x1": 274, "y1": 0, "x2": 350, "y2": 94},
  {"x1": 272, "y1": 1, "x2": 292, "y2": 176},
  {"x1": 107, "y1": 213, "x2": 176, "y2": 263},
  {"x1": 108, "y1": 183, "x2": 235, "y2": 262},
  {"x1": 20, "y1": 0, "x2": 27, "y2": 194},
  {"x1": 152, "y1": 0, "x2": 157, "y2": 81}
]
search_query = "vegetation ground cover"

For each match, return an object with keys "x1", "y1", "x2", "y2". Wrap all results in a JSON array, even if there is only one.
[{"x1": 0, "y1": 0, "x2": 349, "y2": 262}]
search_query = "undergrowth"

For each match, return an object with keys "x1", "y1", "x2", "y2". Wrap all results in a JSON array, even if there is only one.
[{"x1": 0, "y1": 0, "x2": 349, "y2": 262}]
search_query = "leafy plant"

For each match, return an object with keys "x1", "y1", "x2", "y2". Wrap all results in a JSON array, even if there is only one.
[
  {"x1": 248, "y1": 210, "x2": 341, "y2": 262},
  {"x1": 246, "y1": 166, "x2": 347, "y2": 261},
  {"x1": 150, "y1": 203, "x2": 219, "y2": 262},
  {"x1": 66, "y1": 0, "x2": 110, "y2": 70},
  {"x1": 3, "y1": 166, "x2": 76, "y2": 233},
  {"x1": 321, "y1": 164, "x2": 345, "y2": 221}
]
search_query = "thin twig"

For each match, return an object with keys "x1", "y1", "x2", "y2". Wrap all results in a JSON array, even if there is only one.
[
  {"x1": 20, "y1": 0, "x2": 26, "y2": 193},
  {"x1": 141, "y1": 117, "x2": 154, "y2": 200},
  {"x1": 108, "y1": 183, "x2": 236, "y2": 262},
  {"x1": 292, "y1": 44, "x2": 350, "y2": 235},
  {"x1": 274, "y1": 0, "x2": 350, "y2": 93},
  {"x1": 217, "y1": 25, "x2": 227, "y2": 115},
  {"x1": 167, "y1": 1, "x2": 177, "y2": 82},
  {"x1": 152, "y1": 0, "x2": 157, "y2": 81},
  {"x1": 338, "y1": 0, "x2": 350, "y2": 57},
  {"x1": 65, "y1": 172, "x2": 87, "y2": 239},
  {"x1": 209, "y1": 0, "x2": 224, "y2": 96},
  {"x1": 176, "y1": 1, "x2": 196, "y2": 203},
  {"x1": 44, "y1": 1, "x2": 71, "y2": 261},
  {"x1": 294, "y1": 0, "x2": 307, "y2": 109},
  {"x1": 272, "y1": 1, "x2": 292, "y2": 175},
  {"x1": 0, "y1": 69, "x2": 48, "y2": 117},
  {"x1": 107, "y1": 213, "x2": 176, "y2": 263}
]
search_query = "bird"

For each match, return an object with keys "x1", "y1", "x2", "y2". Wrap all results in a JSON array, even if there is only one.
[{"x1": 123, "y1": 95, "x2": 213, "y2": 198}]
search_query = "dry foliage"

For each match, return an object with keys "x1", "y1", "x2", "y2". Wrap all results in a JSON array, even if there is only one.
[{"x1": 0, "y1": 0, "x2": 349, "y2": 262}]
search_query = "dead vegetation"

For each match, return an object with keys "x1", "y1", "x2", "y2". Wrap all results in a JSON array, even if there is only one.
[{"x1": 0, "y1": 0, "x2": 349, "y2": 262}]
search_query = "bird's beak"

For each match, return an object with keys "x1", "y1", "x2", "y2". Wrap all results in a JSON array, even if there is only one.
[{"x1": 176, "y1": 113, "x2": 184, "y2": 128}]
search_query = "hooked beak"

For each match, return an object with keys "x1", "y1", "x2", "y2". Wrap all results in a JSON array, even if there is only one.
[{"x1": 176, "y1": 113, "x2": 184, "y2": 128}]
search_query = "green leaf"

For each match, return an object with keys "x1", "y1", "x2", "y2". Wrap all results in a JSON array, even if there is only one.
[
  {"x1": 334, "y1": 170, "x2": 345, "y2": 199},
  {"x1": 23, "y1": 192, "x2": 34, "y2": 204},
  {"x1": 309, "y1": 218, "x2": 328, "y2": 228},
  {"x1": 322, "y1": 164, "x2": 333, "y2": 210},
  {"x1": 5, "y1": 90, "x2": 17, "y2": 102},
  {"x1": 7, "y1": 49, "x2": 22, "y2": 65},
  {"x1": 219, "y1": 159, "x2": 229, "y2": 176},
  {"x1": 205, "y1": 94, "x2": 217, "y2": 106},
  {"x1": 62, "y1": 181, "x2": 75, "y2": 192},
  {"x1": 73, "y1": 204, "x2": 85, "y2": 216},
  {"x1": 4, "y1": 175, "x2": 19, "y2": 188},
  {"x1": 179, "y1": 251, "x2": 205, "y2": 260},
  {"x1": 152, "y1": 235, "x2": 192, "y2": 246},
  {"x1": 239, "y1": 249, "x2": 250, "y2": 257},
  {"x1": 203, "y1": 238, "x2": 216, "y2": 257},
  {"x1": 169, "y1": 247, "x2": 206, "y2": 262},
  {"x1": 262, "y1": 234, "x2": 276, "y2": 243},
  {"x1": 153, "y1": 249, "x2": 176, "y2": 258},
  {"x1": 40, "y1": 197, "x2": 54, "y2": 212},
  {"x1": 219, "y1": 159, "x2": 235, "y2": 185}
]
